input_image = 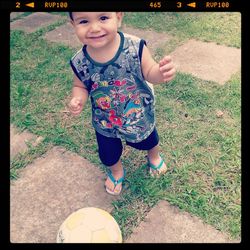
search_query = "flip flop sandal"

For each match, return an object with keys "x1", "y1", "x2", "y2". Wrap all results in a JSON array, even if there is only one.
[
  {"x1": 148, "y1": 154, "x2": 167, "y2": 177},
  {"x1": 105, "y1": 169, "x2": 126, "y2": 196}
]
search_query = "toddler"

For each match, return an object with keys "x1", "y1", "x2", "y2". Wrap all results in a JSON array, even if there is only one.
[{"x1": 68, "y1": 12, "x2": 176, "y2": 195}]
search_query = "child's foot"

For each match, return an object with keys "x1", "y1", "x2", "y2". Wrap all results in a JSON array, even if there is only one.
[
  {"x1": 105, "y1": 168, "x2": 125, "y2": 195},
  {"x1": 148, "y1": 154, "x2": 167, "y2": 177}
]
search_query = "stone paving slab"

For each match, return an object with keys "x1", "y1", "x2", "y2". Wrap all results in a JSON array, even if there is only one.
[
  {"x1": 10, "y1": 12, "x2": 25, "y2": 21},
  {"x1": 121, "y1": 25, "x2": 171, "y2": 54},
  {"x1": 44, "y1": 22, "x2": 82, "y2": 49},
  {"x1": 10, "y1": 12, "x2": 64, "y2": 33},
  {"x1": 126, "y1": 200, "x2": 240, "y2": 243},
  {"x1": 10, "y1": 125, "x2": 43, "y2": 160},
  {"x1": 170, "y1": 39, "x2": 241, "y2": 84},
  {"x1": 10, "y1": 146, "x2": 118, "y2": 243}
]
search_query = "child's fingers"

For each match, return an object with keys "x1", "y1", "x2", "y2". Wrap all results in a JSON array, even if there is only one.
[
  {"x1": 162, "y1": 68, "x2": 176, "y2": 82},
  {"x1": 159, "y1": 61, "x2": 175, "y2": 73},
  {"x1": 69, "y1": 103, "x2": 82, "y2": 115},
  {"x1": 68, "y1": 98, "x2": 83, "y2": 116},
  {"x1": 71, "y1": 109, "x2": 82, "y2": 116},
  {"x1": 159, "y1": 56, "x2": 172, "y2": 67},
  {"x1": 70, "y1": 97, "x2": 81, "y2": 108}
]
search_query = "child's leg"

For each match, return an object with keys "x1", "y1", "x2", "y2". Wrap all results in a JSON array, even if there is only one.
[
  {"x1": 147, "y1": 144, "x2": 167, "y2": 176},
  {"x1": 104, "y1": 159, "x2": 124, "y2": 194},
  {"x1": 126, "y1": 128, "x2": 167, "y2": 176},
  {"x1": 95, "y1": 131, "x2": 125, "y2": 194}
]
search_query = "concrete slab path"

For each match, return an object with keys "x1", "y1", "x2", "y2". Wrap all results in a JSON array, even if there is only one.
[
  {"x1": 10, "y1": 146, "x2": 118, "y2": 243},
  {"x1": 10, "y1": 12, "x2": 25, "y2": 21},
  {"x1": 44, "y1": 22, "x2": 81, "y2": 49},
  {"x1": 126, "y1": 200, "x2": 239, "y2": 243},
  {"x1": 10, "y1": 12, "x2": 64, "y2": 33},
  {"x1": 170, "y1": 39, "x2": 241, "y2": 84}
]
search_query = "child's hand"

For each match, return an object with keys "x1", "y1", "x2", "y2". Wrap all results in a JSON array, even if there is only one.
[
  {"x1": 69, "y1": 97, "x2": 83, "y2": 116},
  {"x1": 159, "y1": 56, "x2": 176, "y2": 82}
]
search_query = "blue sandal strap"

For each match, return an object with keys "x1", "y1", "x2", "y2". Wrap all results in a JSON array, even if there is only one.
[
  {"x1": 148, "y1": 155, "x2": 164, "y2": 170},
  {"x1": 107, "y1": 169, "x2": 126, "y2": 185}
]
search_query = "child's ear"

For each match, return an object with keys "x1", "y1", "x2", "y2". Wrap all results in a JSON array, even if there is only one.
[{"x1": 116, "y1": 12, "x2": 124, "y2": 28}]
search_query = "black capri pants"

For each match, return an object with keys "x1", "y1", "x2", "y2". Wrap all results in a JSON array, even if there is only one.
[{"x1": 95, "y1": 128, "x2": 159, "y2": 166}]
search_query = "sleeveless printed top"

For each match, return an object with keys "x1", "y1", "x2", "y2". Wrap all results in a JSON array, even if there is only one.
[{"x1": 70, "y1": 31, "x2": 155, "y2": 143}]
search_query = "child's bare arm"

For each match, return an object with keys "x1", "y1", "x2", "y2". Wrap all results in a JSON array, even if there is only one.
[
  {"x1": 141, "y1": 45, "x2": 175, "y2": 84},
  {"x1": 69, "y1": 75, "x2": 89, "y2": 116}
]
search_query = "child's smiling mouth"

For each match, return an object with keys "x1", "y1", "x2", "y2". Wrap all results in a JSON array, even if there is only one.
[{"x1": 88, "y1": 34, "x2": 106, "y2": 40}]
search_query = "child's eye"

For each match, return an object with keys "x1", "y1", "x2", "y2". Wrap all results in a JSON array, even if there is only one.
[
  {"x1": 100, "y1": 16, "x2": 109, "y2": 21},
  {"x1": 79, "y1": 20, "x2": 88, "y2": 24}
]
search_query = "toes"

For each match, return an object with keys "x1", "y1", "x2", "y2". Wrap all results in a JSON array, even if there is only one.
[
  {"x1": 149, "y1": 163, "x2": 167, "y2": 177},
  {"x1": 105, "y1": 179, "x2": 122, "y2": 194},
  {"x1": 113, "y1": 185, "x2": 122, "y2": 194},
  {"x1": 106, "y1": 184, "x2": 122, "y2": 195},
  {"x1": 110, "y1": 183, "x2": 121, "y2": 193}
]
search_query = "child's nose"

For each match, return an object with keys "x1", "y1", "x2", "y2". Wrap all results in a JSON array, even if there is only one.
[{"x1": 89, "y1": 22, "x2": 101, "y2": 32}]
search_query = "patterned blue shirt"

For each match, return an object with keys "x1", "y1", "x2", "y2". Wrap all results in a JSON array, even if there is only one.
[{"x1": 70, "y1": 31, "x2": 155, "y2": 143}]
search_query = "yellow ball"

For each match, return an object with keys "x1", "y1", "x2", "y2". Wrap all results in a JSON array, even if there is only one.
[{"x1": 56, "y1": 207, "x2": 122, "y2": 243}]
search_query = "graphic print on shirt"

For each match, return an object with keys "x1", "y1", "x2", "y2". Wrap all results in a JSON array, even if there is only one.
[{"x1": 90, "y1": 75, "x2": 149, "y2": 134}]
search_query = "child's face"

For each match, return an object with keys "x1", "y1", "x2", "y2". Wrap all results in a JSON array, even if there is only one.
[{"x1": 71, "y1": 12, "x2": 123, "y2": 49}]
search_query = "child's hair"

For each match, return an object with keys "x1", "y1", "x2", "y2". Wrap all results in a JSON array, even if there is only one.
[
  {"x1": 69, "y1": 12, "x2": 73, "y2": 21},
  {"x1": 68, "y1": 12, "x2": 124, "y2": 22}
]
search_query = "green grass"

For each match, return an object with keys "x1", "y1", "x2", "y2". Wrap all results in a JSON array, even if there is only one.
[{"x1": 10, "y1": 12, "x2": 241, "y2": 241}]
